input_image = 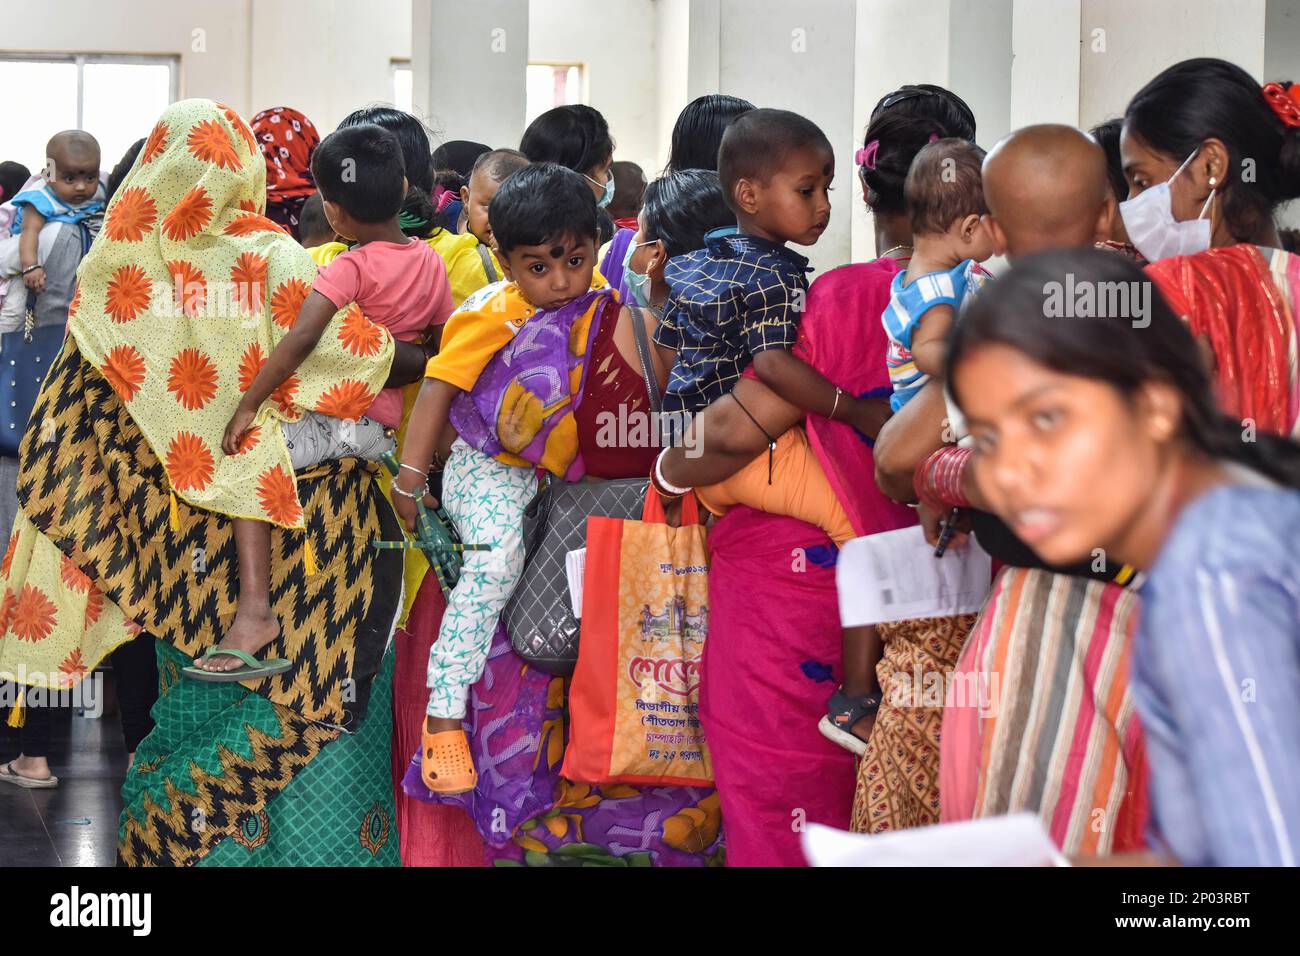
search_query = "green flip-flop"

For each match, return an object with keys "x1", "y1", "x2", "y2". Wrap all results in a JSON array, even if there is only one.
[{"x1": 182, "y1": 647, "x2": 292, "y2": 683}]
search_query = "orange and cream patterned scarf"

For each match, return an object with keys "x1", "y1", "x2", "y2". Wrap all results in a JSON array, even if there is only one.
[{"x1": 69, "y1": 97, "x2": 394, "y2": 526}]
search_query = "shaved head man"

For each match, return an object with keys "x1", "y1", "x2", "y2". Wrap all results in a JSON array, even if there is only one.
[{"x1": 981, "y1": 124, "x2": 1114, "y2": 258}]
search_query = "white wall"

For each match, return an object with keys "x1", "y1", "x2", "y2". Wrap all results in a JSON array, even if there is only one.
[
  {"x1": 1078, "y1": 0, "x2": 1268, "y2": 130},
  {"x1": 1265, "y1": 0, "x2": 1300, "y2": 84},
  {"x1": 949, "y1": 0, "x2": 1013, "y2": 148},
  {"x1": 1266, "y1": 0, "x2": 1300, "y2": 229},
  {"x1": 1009, "y1": 0, "x2": 1081, "y2": 128},
  {"x1": 251, "y1": 0, "x2": 411, "y2": 134},
  {"x1": 2, "y1": 0, "x2": 411, "y2": 136},
  {"x1": 528, "y1": 0, "x2": 661, "y2": 171}
]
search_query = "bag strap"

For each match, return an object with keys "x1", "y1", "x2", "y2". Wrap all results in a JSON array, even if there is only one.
[
  {"x1": 476, "y1": 243, "x2": 499, "y2": 284},
  {"x1": 626, "y1": 304, "x2": 662, "y2": 415},
  {"x1": 23, "y1": 289, "x2": 38, "y2": 342},
  {"x1": 642, "y1": 485, "x2": 700, "y2": 525}
]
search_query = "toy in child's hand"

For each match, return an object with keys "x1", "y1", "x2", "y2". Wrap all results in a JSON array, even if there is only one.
[{"x1": 372, "y1": 451, "x2": 490, "y2": 596}]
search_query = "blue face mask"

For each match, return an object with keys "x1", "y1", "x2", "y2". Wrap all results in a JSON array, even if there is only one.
[
  {"x1": 622, "y1": 237, "x2": 655, "y2": 307},
  {"x1": 587, "y1": 170, "x2": 615, "y2": 209}
]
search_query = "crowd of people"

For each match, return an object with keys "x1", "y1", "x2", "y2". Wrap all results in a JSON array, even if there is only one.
[{"x1": 0, "y1": 54, "x2": 1298, "y2": 868}]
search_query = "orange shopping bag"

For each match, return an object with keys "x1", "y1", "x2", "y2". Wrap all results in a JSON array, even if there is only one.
[{"x1": 561, "y1": 489, "x2": 713, "y2": 787}]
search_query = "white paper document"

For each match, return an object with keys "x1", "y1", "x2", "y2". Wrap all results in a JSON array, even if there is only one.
[
  {"x1": 801, "y1": 814, "x2": 1069, "y2": 867},
  {"x1": 565, "y1": 547, "x2": 586, "y2": 617},
  {"x1": 836, "y1": 525, "x2": 992, "y2": 627}
]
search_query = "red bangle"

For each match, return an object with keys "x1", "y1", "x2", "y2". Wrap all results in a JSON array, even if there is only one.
[{"x1": 913, "y1": 446, "x2": 972, "y2": 509}]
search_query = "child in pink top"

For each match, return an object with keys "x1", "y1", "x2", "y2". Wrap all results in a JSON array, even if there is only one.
[
  {"x1": 200, "y1": 125, "x2": 452, "y2": 678},
  {"x1": 312, "y1": 236, "x2": 452, "y2": 428}
]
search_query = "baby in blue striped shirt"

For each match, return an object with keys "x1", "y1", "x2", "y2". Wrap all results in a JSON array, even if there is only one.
[{"x1": 883, "y1": 139, "x2": 994, "y2": 411}]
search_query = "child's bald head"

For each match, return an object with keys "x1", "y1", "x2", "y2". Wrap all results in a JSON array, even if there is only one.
[
  {"x1": 46, "y1": 130, "x2": 100, "y2": 170},
  {"x1": 981, "y1": 124, "x2": 1113, "y2": 259},
  {"x1": 44, "y1": 130, "x2": 101, "y2": 206}
]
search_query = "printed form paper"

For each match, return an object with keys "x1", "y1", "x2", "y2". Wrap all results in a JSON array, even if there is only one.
[
  {"x1": 836, "y1": 525, "x2": 992, "y2": 628},
  {"x1": 565, "y1": 547, "x2": 586, "y2": 617},
  {"x1": 802, "y1": 814, "x2": 1069, "y2": 867}
]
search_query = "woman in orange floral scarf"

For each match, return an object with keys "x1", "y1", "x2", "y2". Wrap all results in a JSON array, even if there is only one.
[{"x1": 0, "y1": 99, "x2": 428, "y2": 865}]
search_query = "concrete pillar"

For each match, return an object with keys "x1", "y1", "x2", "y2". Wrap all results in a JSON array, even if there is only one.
[
  {"x1": 675, "y1": 0, "x2": 858, "y2": 272},
  {"x1": 655, "y1": 0, "x2": 693, "y2": 173},
  {"x1": 950, "y1": 0, "x2": 1013, "y2": 149},
  {"x1": 1265, "y1": 1, "x2": 1300, "y2": 85},
  {"x1": 1009, "y1": 0, "x2": 1081, "y2": 129},
  {"x1": 412, "y1": 0, "x2": 529, "y2": 149}
]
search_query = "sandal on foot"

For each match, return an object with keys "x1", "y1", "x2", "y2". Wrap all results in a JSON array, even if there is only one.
[
  {"x1": 0, "y1": 760, "x2": 58, "y2": 789},
  {"x1": 182, "y1": 647, "x2": 291, "y2": 683},
  {"x1": 818, "y1": 686, "x2": 882, "y2": 756},
  {"x1": 421, "y1": 727, "x2": 477, "y2": 795}
]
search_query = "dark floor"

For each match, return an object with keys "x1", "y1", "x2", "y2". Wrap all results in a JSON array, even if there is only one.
[{"x1": 0, "y1": 679, "x2": 128, "y2": 867}]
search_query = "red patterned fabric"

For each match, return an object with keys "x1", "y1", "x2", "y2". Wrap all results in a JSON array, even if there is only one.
[
  {"x1": 574, "y1": 297, "x2": 662, "y2": 479},
  {"x1": 1147, "y1": 245, "x2": 1296, "y2": 435},
  {"x1": 251, "y1": 107, "x2": 321, "y2": 201},
  {"x1": 391, "y1": 576, "x2": 485, "y2": 866}
]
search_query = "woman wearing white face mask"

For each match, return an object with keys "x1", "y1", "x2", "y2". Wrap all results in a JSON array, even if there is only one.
[
  {"x1": 572, "y1": 168, "x2": 735, "y2": 479},
  {"x1": 520, "y1": 104, "x2": 616, "y2": 206},
  {"x1": 1122, "y1": 59, "x2": 1300, "y2": 436}
]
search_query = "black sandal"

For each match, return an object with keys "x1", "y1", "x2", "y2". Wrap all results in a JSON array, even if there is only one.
[{"x1": 818, "y1": 686, "x2": 882, "y2": 756}]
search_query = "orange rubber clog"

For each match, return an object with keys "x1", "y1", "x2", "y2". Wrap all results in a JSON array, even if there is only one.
[{"x1": 421, "y1": 726, "x2": 478, "y2": 795}]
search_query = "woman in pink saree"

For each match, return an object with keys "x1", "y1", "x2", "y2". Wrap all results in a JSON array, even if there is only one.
[{"x1": 657, "y1": 84, "x2": 979, "y2": 864}]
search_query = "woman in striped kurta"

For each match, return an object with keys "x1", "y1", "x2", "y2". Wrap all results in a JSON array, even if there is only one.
[
  {"x1": 940, "y1": 569, "x2": 1148, "y2": 854},
  {"x1": 938, "y1": 236, "x2": 1300, "y2": 855},
  {"x1": 936, "y1": 247, "x2": 1300, "y2": 856},
  {"x1": 937, "y1": 60, "x2": 1300, "y2": 858},
  {"x1": 944, "y1": 246, "x2": 1300, "y2": 866}
]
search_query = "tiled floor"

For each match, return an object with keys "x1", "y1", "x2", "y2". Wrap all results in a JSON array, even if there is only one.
[{"x1": 0, "y1": 696, "x2": 127, "y2": 867}]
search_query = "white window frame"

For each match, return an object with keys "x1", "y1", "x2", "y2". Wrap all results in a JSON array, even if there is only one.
[
  {"x1": 0, "y1": 52, "x2": 179, "y2": 126},
  {"x1": 528, "y1": 60, "x2": 587, "y2": 109},
  {"x1": 391, "y1": 58, "x2": 413, "y2": 111}
]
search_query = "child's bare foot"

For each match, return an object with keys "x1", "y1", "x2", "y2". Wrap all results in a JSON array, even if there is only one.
[{"x1": 194, "y1": 608, "x2": 281, "y2": 672}]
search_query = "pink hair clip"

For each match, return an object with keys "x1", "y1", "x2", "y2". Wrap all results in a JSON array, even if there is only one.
[
  {"x1": 856, "y1": 139, "x2": 880, "y2": 170},
  {"x1": 928, "y1": 132, "x2": 940, "y2": 143}
]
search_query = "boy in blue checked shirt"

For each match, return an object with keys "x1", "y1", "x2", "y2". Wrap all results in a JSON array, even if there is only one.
[
  {"x1": 649, "y1": 112, "x2": 971, "y2": 761},
  {"x1": 654, "y1": 108, "x2": 888, "y2": 446}
]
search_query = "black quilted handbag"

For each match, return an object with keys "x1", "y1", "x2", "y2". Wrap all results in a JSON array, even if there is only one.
[{"x1": 505, "y1": 305, "x2": 661, "y2": 674}]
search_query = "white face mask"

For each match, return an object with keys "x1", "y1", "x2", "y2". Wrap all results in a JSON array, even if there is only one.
[
  {"x1": 622, "y1": 237, "x2": 656, "y2": 307},
  {"x1": 1118, "y1": 147, "x2": 1217, "y2": 262},
  {"x1": 586, "y1": 171, "x2": 615, "y2": 209}
]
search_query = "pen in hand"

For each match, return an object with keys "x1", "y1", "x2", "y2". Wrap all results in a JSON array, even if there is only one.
[{"x1": 933, "y1": 507, "x2": 961, "y2": 558}]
